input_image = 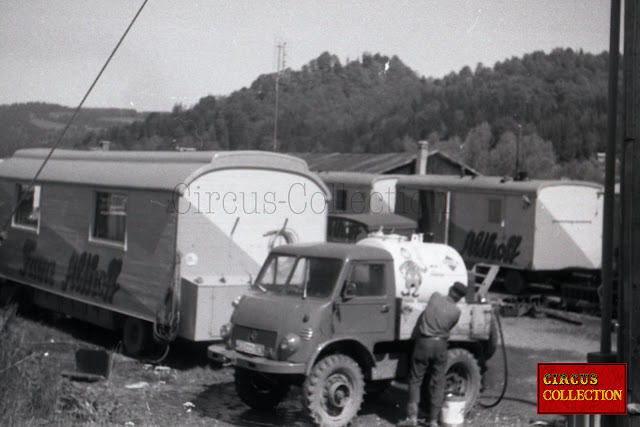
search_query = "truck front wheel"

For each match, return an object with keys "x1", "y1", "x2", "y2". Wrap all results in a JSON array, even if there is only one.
[
  {"x1": 235, "y1": 368, "x2": 290, "y2": 410},
  {"x1": 445, "y1": 348, "x2": 482, "y2": 413},
  {"x1": 303, "y1": 354, "x2": 364, "y2": 426}
]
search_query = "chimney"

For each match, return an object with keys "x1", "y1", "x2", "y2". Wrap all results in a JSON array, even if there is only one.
[{"x1": 416, "y1": 140, "x2": 429, "y2": 175}]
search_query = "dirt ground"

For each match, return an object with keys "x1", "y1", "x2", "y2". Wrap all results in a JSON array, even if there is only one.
[{"x1": 6, "y1": 306, "x2": 605, "y2": 427}]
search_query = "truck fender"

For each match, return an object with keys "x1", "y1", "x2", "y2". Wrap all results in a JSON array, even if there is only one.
[{"x1": 305, "y1": 337, "x2": 375, "y2": 376}]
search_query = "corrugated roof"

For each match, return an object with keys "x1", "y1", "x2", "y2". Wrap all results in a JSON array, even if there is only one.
[
  {"x1": 291, "y1": 151, "x2": 479, "y2": 175},
  {"x1": 293, "y1": 152, "x2": 416, "y2": 173},
  {"x1": 397, "y1": 175, "x2": 603, "y2": 194},
  {"x1": 318, "y1": 171, "x2": 398, "y2": 186},
  {"x1": 0, "y1": 149, "x2": 325, "y2": 194}
]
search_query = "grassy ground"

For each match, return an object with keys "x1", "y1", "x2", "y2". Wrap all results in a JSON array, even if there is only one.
[{"x1": 0, "y1": 302, "x2": 603, "y2": 426}]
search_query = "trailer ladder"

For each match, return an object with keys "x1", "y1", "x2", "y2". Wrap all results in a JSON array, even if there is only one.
[{"x1": 469, "y1": 263, "x2": 500, "y2": 300}]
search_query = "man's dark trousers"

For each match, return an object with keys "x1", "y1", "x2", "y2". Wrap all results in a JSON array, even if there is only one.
[{"x1": 407, "y1": 336, "x2": 448, "y2": 421}]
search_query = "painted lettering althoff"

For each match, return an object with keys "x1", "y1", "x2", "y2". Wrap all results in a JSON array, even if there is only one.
[
  {"x1": 63, "y1": 251, "x2": 122, "y2": 303},
  {"x1": 20, "y1": 239, "x2": 56, "y2": 286},
  {"x1": 461, "y1": 231, "x2": 522, "y2": 264}
]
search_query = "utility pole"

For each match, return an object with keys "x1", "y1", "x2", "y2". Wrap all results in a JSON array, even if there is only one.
[
  {"x1": 273, "y1": 42, "x2": 286, "y2": 151},
  {"x1": 620, "y1": 0, "x2": 640, "y2": 424},
  {"x1": 515, "y1": 123, "x2": 522, "y2": 177}
]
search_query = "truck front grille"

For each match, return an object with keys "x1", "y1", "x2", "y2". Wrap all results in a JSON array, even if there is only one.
[{"x1": 300, "y1": 327, "x2": 313, "y2": 340}]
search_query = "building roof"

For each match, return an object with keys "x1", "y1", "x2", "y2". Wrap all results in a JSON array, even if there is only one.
[
  {"x1": 0, "y1": 149, "x2": 327, "y2": 194},
  {"x1": 272, "y1": 242, "x2": 393, "y2": 261},
  {"x1": 292, "y1": 150, "x2": 479, "y2": 176},
  {"x1": 396, "y1": 174, "x2": 603, "y2": 194},
  {"x1": 318, "y1": 171, "x2": 398, "y2": 186}
]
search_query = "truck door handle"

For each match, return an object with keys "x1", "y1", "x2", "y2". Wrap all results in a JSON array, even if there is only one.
[{"x1": 381, "y1": 304, "x2": 390, "y2": 313}]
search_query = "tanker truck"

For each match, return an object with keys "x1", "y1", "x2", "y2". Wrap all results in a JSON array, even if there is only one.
[{"x1": 208, "y1": 233, "x2": 497, "y2": 426}]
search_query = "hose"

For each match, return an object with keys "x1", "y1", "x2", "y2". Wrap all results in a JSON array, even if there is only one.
[{"x1": 478, "y1": 307, "x2": 508, "y2": 408}]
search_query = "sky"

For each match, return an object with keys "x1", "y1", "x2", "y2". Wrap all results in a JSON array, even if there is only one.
[{"x1": 0, "y1": 0, "x2": 613, "y2": 112}]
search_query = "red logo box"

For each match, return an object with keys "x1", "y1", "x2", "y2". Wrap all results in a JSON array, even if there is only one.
[{"x1": 537, "y1": 363, "x2": 627, "y2": 415}]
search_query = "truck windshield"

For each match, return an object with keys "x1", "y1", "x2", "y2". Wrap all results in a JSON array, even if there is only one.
[{"x1": 255, "y1": 255, "x2": 343, "y2": 298}]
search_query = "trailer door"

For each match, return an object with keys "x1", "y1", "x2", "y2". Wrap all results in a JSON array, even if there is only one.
[{"x1": 418, "y1": 190, "x2": 450, "y2": 244}]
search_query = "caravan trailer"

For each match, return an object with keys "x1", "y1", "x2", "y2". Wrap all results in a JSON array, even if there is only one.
[
  {"x1": 0, "y1": 149, "x2": 329, "y2": 354},
  {"x1": 394, "y1": 175, "x2": 604, "y2": 294}
]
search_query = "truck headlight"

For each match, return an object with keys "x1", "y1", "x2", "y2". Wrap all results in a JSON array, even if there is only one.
[
  {"x1": 279, "y1": 333, "x2": 301, "y2": 358},
  {"x1": 220, "y1": 323, "x2": 232, "y2": 342}
]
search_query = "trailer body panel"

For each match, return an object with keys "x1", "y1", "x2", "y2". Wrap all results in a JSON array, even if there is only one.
[{"x1": 0, "y1": 149, "x2": 329, "y2": 343}]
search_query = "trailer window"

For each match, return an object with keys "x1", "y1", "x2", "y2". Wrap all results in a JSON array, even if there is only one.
[
  {"x1": 488, "y1": 199, "x2": 502, "y2": 224},
  {"x1": 335, "y1": 189, "x2": 347, "y2": 212},
  {"x1": 13, "y1": 184, "x2": 40, "y2": 230},
  {"x1": 92, "y1": 192, "x2": 127, "y2": 244},
  {"x1": 327, "y1": 218, "x2": 367, "y2": 243}
]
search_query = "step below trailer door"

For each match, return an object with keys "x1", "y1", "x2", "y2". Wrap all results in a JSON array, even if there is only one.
[{"x1": 333, "y1": 262, "x2": 394, "y2": 340}]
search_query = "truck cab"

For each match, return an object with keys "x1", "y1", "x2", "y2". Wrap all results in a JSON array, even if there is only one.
[{"x1": 209, "y1": 235, "x2": 495, "y2": 426}]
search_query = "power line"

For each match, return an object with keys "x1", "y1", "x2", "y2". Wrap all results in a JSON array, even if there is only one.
[
  {"x1": 1, "y1": 0, "x2": 150, "y2": 236},
  {"x1": 273, "y1": 42, "x2": 286, "y2": 151}
]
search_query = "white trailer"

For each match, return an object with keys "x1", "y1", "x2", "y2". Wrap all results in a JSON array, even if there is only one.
[{"x1": 0, "y1": 149, "x2": 329, "y2": 354}]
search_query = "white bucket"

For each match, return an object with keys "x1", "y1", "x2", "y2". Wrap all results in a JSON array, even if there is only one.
[{"x1": 441, "y1": 394, "x2": 466, "y2": 426}]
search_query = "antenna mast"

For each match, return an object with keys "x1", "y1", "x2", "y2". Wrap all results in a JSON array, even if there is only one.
[{"x1": 273, "y1": 42, "x2": 286, "y2": 151}]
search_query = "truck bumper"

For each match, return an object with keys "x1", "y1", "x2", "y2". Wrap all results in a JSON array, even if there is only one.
[{"x1": 207, "y1": 344, "x2": 306, "y2": 375}]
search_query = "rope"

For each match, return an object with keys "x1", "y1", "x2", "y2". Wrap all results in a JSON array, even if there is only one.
[{"x1": 1, "y1": 0, "x2": 150, "y2": 236}]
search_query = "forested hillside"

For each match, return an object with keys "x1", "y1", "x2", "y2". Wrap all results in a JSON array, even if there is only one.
[
  {"x1": 5, "y1": 48, "x2": 612, "y2": 181},
  {"x1": 0, "y1": 103, "x2": 146, "y2": 158}
]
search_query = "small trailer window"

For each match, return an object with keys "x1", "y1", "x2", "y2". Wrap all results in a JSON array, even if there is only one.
[
  {"x1": 13, "y1": 183, "x2": 40, "y2": 230},
  {"x1": 92, "y1": 192, "x2": 127, "y2": 244},
  {"x1": 335, "y1": 189, "x2": 347, "y2": 212},
  {"x1": 488, "y1": 199, "x2": 502, "y2": 224}
]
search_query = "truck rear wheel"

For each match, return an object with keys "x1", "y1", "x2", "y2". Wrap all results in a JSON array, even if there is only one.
[
  {"x1": 445, "y1": 348, "x2": 482, "y2": 413},
  {"x1": 303, "y1": 354, "x2": 364, "y2": 426},
  {"x1": 122, "y1": 317, "x2": 150, "y2": 357},
  {"x1": 235, "y1": 368, "x2": 290, "y2": 410}
]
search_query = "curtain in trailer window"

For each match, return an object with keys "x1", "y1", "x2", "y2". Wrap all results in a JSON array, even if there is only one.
[
  {"x1": 14, "y1": 184, "x2": 40, "y2": 228},
  {"x1": 93, "y1": 192, "x2": 127, "y2": 243}
]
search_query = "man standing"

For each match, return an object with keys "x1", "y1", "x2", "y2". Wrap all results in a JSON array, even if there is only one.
[{"x1": 398, "y1": 282, "x2": 467, "y2": 427}]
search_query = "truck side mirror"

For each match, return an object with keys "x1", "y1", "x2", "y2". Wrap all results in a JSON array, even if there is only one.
[{"x1": 342, "y1": 282, "x2": 357, "y2": 300}]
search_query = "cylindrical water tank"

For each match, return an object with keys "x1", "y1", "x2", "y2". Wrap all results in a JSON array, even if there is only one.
[{"x1": 357, "y1": 233, "x2": 468, "y2": 303}]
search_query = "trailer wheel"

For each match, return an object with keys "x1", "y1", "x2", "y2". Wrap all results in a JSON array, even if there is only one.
[
  {"x1": 444, "y1": 348, "x2": 482, "y2": 413},
  {"x1": 122, "y1": 317, "x2": 150, "y2": 356},
  {"x1": 303, "y1": 354, "x2": 364, "y2": 427},
  {"x1": 503, "y1": 270, "x2": 528, "y2": 295},
  {"x1": 235, "y1": 368, "x2": 290, "y2": 410}
]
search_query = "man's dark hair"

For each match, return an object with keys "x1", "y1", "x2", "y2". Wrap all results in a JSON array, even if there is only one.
[{"x1": 449, "y1": 282, "x2": 467, "y2": 301}]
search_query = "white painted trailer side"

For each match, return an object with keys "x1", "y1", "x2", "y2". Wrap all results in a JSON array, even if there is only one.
[
  {"x1": 371, "y1": 176, "x2": 398, "y2": 214},
  {"x1": 533, "y1": 184, "x2": 603, "y2": 271},
  {"x1": 177, "y1": 167, "x2": 329, "y2": 341}
]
